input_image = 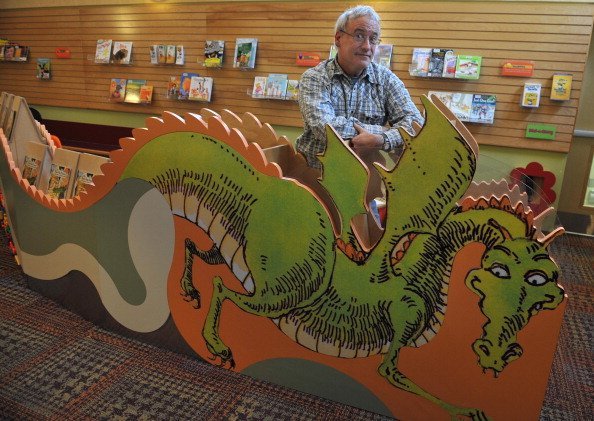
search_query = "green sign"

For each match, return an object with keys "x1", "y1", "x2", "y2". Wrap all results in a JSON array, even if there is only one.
[{"x1": 525, "y1": 123, "x2": 556, "y2": 140}]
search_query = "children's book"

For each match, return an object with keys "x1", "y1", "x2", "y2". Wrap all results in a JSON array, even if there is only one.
[
  {"x1": 550, "y1": 74, "x2": 572, "y2": 101},
  {"x1": 188, "y1": 76, "x2": 213, "y2": 102},
  {"x1": 428, "y1": 48, "x2": 447, "y2": 77},
  {"x1": 329, "y1": 44, "x2": 338, "y2": 60},
  {"x1": 36, "y1": 58, "x2": 51, "y2": 80},
  {"x1": 266, "y1": 74, "x2": 288, "y2": 99},
  {"x1": 94, "y1": 39, "x2": 112, "y2": 64},
  {"x1": 111, "y1": 41, "x2": 133, "y2": 64},
  {"x1": 44, "y1": 148, "x2": 80, "y2": 199},
  {"x1": 234, "y1": 38, "x2": 258, "y2": 69},
  {"x1": 449, "y1": 92, "x2": 473, "y2": 121},
  {"x1": 109, "y1": 78, "x2": 127, "y2": 102},
  {"x1": 124, "y1": 79, "x2": 146, "y2": 104},
  {"x1": 167, "y1": 75, "x2": 181, "y2": 99},
  {"x1": 179, "y1": 72, "x2": 199, "y2": 100},
  {"x1": 175, "y1": 45, "x2": 184, "y2": 65},
  {"x1": 469, "y1": 94, "x2": 496, "y2": 124},
  {"x1": 442, "y1": 50, "x2": 457, "y2": 78},
  {"x1": 410, "y1": 48, "x2": 432, "y2": 76},
  {"x1": 252, "y1": 76, "x2": 267, "y2": 98},
  {"x1": 285, "y1": 79, "x2": 300, "y2": 101},
  {"x1": 521, "y1": 82, "x2": 541, "y2": 107},
  {"x1": 157, "y1": 45, "x2": 167, "y2": 64},
  {"x1": 455, "y1": 55, "x2": 482, "y2": 79},
  {"x1": 166, "y1": 45, "x2": 176, "y2": 64},
  {"x1": 139, "y1": 85, "x2": 154, "y2": 104},
  {"x1": 428, "y1": 91, "x2": 453, "y2": 108},
  {"x1": 21, "y1": 141, "x2": 49, "y2": 187},
  {"x1": 73, "y1": 153, "x2": 110, "y2": 197},
  {"x1": 373, "y1": 44, "x2": 393, "y2": 68},
  {"x1": 204, "y1": 40, "x2": 225, "y2": 67},
  {"x1": 149, "y1": 45, "x2": 159, "y2": 64}
]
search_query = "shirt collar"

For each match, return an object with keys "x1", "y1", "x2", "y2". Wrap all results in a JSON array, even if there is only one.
[{"x1": 328, "y1": 58, "x2": 378, "y2": 84}]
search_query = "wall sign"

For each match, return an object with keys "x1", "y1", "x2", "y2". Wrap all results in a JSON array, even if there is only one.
[{"x1": 526, "y1": 123, "x2": 556, "y2": 140}]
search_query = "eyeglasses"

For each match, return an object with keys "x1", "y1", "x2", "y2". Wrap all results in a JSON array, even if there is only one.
[{"x1": 339, "y1": 30, "x2": 381, "y2": 46}]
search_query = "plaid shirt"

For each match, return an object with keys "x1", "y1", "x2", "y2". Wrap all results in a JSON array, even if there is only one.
[{"x1": 295, "y1": 59, "x2": 424, "y2": 169}]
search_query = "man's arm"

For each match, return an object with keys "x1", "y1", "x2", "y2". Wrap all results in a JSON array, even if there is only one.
[{"x1": 351, "y1": 73, "x2": 424, "y2": 152}]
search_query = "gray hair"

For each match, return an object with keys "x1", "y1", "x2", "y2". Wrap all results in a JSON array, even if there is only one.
[{"x1": 334, "y1": 5, "x2": 381, "y2": 34}]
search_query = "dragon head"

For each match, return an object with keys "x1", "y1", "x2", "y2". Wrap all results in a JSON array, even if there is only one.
[{"x1": 465, "y1": 220, "x2": 565, "y2": 376}]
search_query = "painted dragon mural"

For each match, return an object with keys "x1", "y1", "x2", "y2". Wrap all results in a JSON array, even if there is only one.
[{"x1": 0, "y1": 95, "x2": 566, "y2": 420}]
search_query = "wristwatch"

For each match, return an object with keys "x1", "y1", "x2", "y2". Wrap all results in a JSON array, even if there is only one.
[{"x1": 381, "y1": 132, "x2": 391, "y2": 151}]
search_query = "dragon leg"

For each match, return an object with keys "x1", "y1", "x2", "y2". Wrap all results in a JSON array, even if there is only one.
[
  {"x1": 180, "y1": 238, "x2": 226, "y2": 308},
  {"x1": 380, "y1": 302, "x2": 489, "y2": 421}
]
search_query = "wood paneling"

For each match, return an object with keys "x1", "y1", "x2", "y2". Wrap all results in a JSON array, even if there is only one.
[{"x1": 0, "y1": 1, "x2": 592, "y2": 153}]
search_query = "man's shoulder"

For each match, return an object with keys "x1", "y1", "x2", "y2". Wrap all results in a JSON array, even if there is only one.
[{"x1": 303, "y1": 59, "x2": 333, "y2": 75}]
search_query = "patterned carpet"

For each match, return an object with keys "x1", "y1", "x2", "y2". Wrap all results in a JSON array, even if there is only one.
[{"x1": 0, "y1": 233, "x2": 592, "y2": 420}]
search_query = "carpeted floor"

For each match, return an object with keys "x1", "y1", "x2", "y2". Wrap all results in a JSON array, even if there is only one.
[{"x1": 0, "y1": 233, "x2": 592, "y2": 420}]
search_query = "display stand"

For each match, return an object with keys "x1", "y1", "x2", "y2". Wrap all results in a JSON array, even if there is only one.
[{"x1": 0, "y1": 95, "x2": 568, "y2": 420}]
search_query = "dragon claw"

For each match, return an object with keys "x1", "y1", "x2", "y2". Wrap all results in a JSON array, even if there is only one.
[{"x1": 204, "y1": 337, "x2": 235, "y2": 370}]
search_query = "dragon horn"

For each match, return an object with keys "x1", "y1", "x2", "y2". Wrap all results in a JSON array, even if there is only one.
[
  {"x1": 538, "y1": 227, "x2": 565, "y2": 248},
  {"x1": 488, "y1": 218, "x2": 513, "y2": 240}
]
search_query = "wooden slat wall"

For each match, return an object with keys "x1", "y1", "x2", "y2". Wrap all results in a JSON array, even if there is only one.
[{"x1": 0, "y1": 1, "x2": 592, "y2": 153}]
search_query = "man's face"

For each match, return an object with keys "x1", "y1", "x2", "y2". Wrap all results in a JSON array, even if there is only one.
[{"x1": 335, "y1": 15, "x2": 379, "y2": 77}]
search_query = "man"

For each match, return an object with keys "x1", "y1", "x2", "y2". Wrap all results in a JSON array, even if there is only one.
[{"x1": 296, "y1": 5, "x2": 424, "y2": 170}]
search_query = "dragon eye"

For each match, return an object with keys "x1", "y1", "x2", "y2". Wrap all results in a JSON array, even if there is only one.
[
  {"x1": 488, "y1": 263, "x2": 510, "y2": 278},
  {"x1": 525, "y1": 270, "x2": 548, "y2": 286}
]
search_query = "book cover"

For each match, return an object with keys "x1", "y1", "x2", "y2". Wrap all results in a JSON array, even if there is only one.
[
  {"x1": 175, "y1": 45, "x2": 184, "y2": 65},
  {"x1": 73, "y1": 153, "x2": 110, "y2": 197},
  {"x1": 428, "y1": 91, "x2": 453, "y2": 108},
  {"x1": 36, "y1": 58, "x2": 51, "y2": 80},
  {"x1": 149, "y1": 45, "x2": 158, "y2": 64},
  {"x1": 139, "y1": 85, "x2": 154, "y2": 104},
  {"x1": 410, "y1": 47, "x2": 431, "y2": 76},
  {"x1": 428, "y1": 48, "x2": 447, "y2": 77},
  {"x1": 285, "y1": 79, "x2": 299, "y2": 101},
  {"x1": 111, "y1": 41, "x2": 133, "y2": 64},
  {"x1": 179, "y1": 72, "x2": 199, "y2": 100},
  {"x1": 109, "y1": 78, "x2": 127, "y2": 102},
  {"x1": 166, "y1": 45, "x2": 176, "y2": 64},
  {"x1": 442, "y1": 50, "x2": 457, "y2": 78},
  {"x1": 329, "y1": 45, "x2": 337, "y2": 60},
  {"x1": 455, "y1": 55, "x2": 482, "y2": 79},
  {"x1": 234, "y1": 38, "x2": 258, "y2": 69},
  {"x1": 449, "y1": 92, "x2": 473, "y2": 121},
  {"x1": 265, "y1": 74, "x2": 288, "y2": 99},
  {"x1": 44, "y1": 148, "x2": 79, "y2": 200},
  {"x1": 550, "y1": 74, "x2": 572, "y2": 101},
  {"x1": 252, "y1": 76, "x2": 267, "y2": 98},
  {"x1": 522, "y1": 82, "x2": 541, "y2": 107},
  {"x1": 94, "y1": 39, "x2": 112, "y2": 64},
  {"x1": 204, "y1": 40, "x2": 225, "y2": 67},
  {"x1": 47, "y1": 164, "x2": 73, "y2": 199},
  {"x1": 157, "y1": 45, "x2": 167, "y2": 64},
  {"x1": 124, "y1": 79, "x2": 146, "y2": 104},
  {"x1": 188, "y1": 76, "x2": 213, "y2": 102},
  {"x1": 21, "y1": 141, "x2": 48, "y2": 187},
  {"x1": 167, "y1": 75, "x2": 181, "y2": 99},
  {"x1": 373, "y1": 44, "x2": 393, "y2": 68},
  {"x1": 469, "y1": 94, "x2": 496, "y2": 124}
]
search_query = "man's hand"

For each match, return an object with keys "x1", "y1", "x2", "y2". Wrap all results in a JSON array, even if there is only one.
[{"x1": 352, "y1": 124, "x2": 383, "y2": 152}]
